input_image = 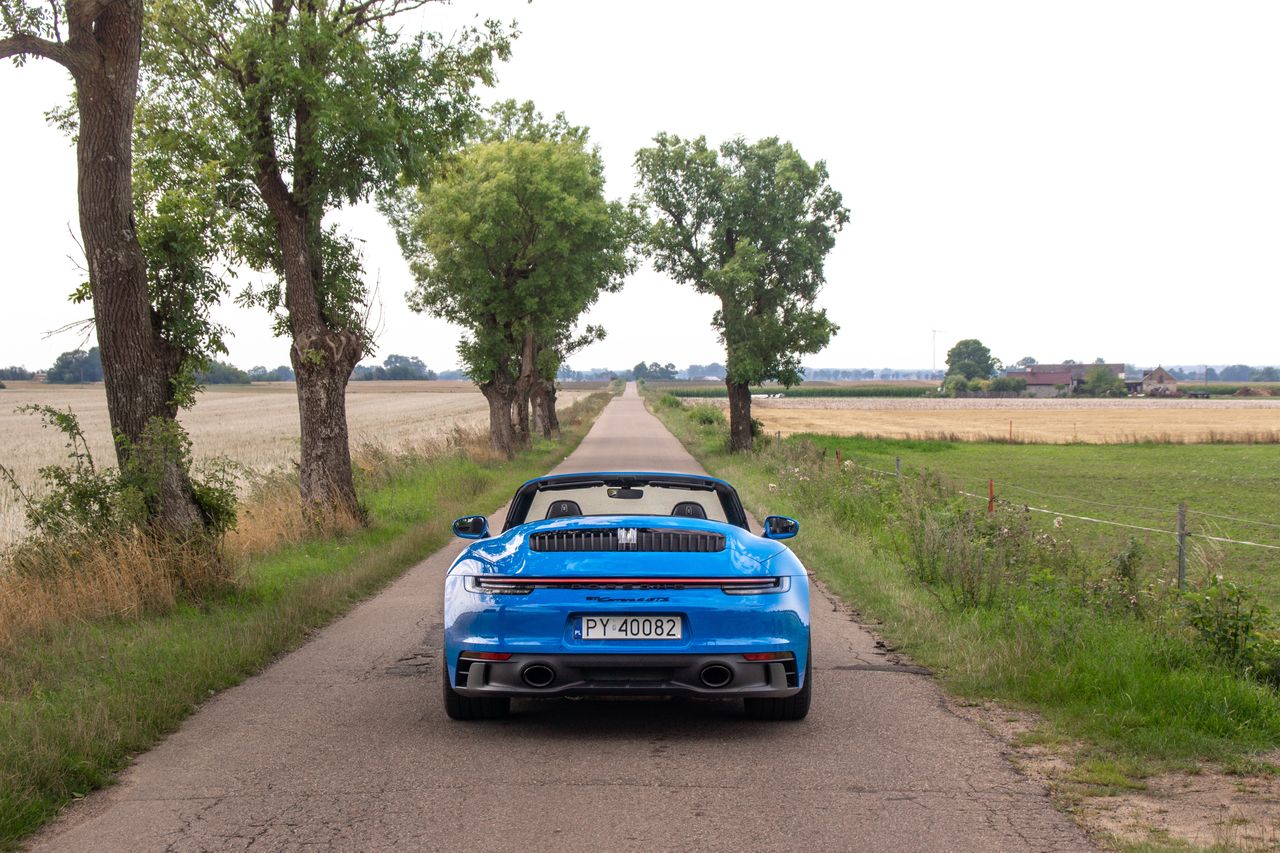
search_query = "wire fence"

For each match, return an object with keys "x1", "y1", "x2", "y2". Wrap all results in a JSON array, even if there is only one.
[{"x1": 834, "y1": 455, "x2": 1280, "y2": 554}]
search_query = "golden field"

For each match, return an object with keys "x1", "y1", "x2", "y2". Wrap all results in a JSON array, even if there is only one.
[
  {"x1": 0, "y1": 381, "x2": 589, "y2": 543},
  {"x1": 711, "y1": 396, "x2": 1280, "y2": 443}
]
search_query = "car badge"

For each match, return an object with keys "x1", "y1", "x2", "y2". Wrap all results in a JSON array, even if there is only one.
[{"x1": 618, "y1": 528, "x2": 638, "y2": 545}]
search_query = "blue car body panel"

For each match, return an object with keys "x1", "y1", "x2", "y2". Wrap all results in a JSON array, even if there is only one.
[{"x1": 443, "y1": 473, "x2": 811, "y2": 699}]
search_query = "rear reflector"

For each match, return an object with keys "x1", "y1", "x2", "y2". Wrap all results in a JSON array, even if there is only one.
[
  {"x1": 742, "y1": 652, "x2": 792, "y2": 662},
  {"x1": 461, "y1": 652, "x2": 512, "y2": 661}
]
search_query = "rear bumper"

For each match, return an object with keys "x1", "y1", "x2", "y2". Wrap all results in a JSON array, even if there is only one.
[{"x1": 452, "y1": 653, "x2": 801, "y2": 699}]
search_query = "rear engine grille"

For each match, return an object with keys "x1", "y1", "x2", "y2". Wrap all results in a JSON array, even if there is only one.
[{"x1": 530, "y1": 528, "x2": 725, "y2": 553}]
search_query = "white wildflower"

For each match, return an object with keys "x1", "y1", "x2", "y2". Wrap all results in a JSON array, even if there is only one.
[{"x1": 1053, "y1": 517, "x2": 1064, "y2": 529}]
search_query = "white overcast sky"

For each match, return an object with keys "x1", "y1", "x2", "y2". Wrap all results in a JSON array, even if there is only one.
[{"x1": 3, "y1": 0, "x2": 1278, "y2": 372}]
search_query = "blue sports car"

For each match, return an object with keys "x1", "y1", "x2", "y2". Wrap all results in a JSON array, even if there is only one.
[{"x1": 443, "y1": 472, "x2": 812, "y2": 720}]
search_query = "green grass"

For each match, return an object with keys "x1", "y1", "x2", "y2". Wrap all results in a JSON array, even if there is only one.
[
  {"x1": 0, "y1": 393, "x2": 612, "y2": 848},
  {"x1": 647, "y1": 394, "x2": 1280, "y2": 778},
  {"x1": 791, "y1": 433, "x2": 1280, "y2": 604}
]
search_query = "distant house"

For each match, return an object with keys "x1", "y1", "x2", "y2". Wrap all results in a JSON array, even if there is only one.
[
  {"x1": 32, "y1": 372, "x2": 48, "y2": 383},
  {"x1": 1125, "y1": 366, "x2": 1178, "y2": 396},
  {"x1": 1004, "y1": 363, "x2": 1125, "y2": 398}
]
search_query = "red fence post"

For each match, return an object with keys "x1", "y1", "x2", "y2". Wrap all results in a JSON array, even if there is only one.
[{"x1": 988, "y1": 479, "x2": 995, "y2": 514}]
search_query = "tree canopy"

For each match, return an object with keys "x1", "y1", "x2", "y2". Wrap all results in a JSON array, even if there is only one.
[
  {"x1": 140, "y1": 0, "x2": 513, "y2": 519},
  {"x1": 945, "y1": 339, "x2": 998, "y2": 380},
  {"x1": 634, "y1": 133, "x2": 847, "y2": 450},
  {"x1": 397, "y1": 104, "x2": 636, "y2": 455}
]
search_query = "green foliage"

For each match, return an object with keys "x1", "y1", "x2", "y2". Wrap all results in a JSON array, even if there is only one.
[
  {"x1": 396, "y1": 110, "x2": 638, "y2": 386},
  {"x1": 1184, "y1": 579, "x2": 1280, "y2": 684},
  {"x1": 945, "y1": 339, "x2": 997, "y2": 380},
  {"x1": 988, "y1": 376, "x2": 1027, "y2": 395},
  {"x1": 634, "y1": 133, "x2": 847, "y2": 389},
  {"x1": 194, "y1": 360, "x2": 251, "y2": 385},
  {"x1": 633, "y1": 361, "x2": 677, "y2": 380},
  {"x1": 941, "y1": 374, "x2": 970, "y2": 397},
  {"x1": 687, "y1": 404, "x2": 727, "y2": 426},
  {"x1": 656, "y1": 394, "x2": 684, "y2": 409},
  {"x1": 0, "y1": 366, "x2": 33, "y2": 381},
  {"x1": 0, "y1": 406, "x2": 236, "y2": 549},
  {"x1": 45, "y1": 348, "x2": 102, "y2": 383},
  {"x1": 351, "y1": 354, "x2": 436, "y2": 381},
  {"x1": 1078, "y1": 364, "x2": 1127, "y2": 397},
  {"x1": 142, "y1": 0, "x2": 515, "y2": 347}
]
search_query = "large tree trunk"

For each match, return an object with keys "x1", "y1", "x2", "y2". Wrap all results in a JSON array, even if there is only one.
[
  {"x1": 726, "y1": 379, "x2": 754, "y2": 452},
  {"x1": 58, "y1": 0, "x2": 205, "y2": 533},
  {"x1": 531, "y1": 380, "x2": 557, "y2": 438},
  {"x1": 512, "y1": 329, "x2": 538, "y2": 448},
  {"x1": 290, "y1": 330, "x2": 362, "y2": 524},
  {"x1": 481, "y1": 382, "x2": 518, "y2": 459},
  {"x1": 544, "y1": 382, "x2": 561, "y2": 436}
]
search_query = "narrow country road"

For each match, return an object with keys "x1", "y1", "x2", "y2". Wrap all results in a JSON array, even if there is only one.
[{"x1": 34, "y1": 384, "x2": 1091, "y2": 851}]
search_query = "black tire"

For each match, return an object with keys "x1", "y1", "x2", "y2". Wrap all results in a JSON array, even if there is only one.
[
  {"x1": 743, "y1": 645, "x2": 812, "y2": 721},
  {"x1": 442, "y1": 656, "x2": 510, "y2": 721}
]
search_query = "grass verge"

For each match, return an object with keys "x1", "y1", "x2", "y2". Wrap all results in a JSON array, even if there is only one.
[
  {"x1": 0, "y1": 392, "x2": 612, "y2": 847},
  {"x1": 647, "y1": 393, "x2": 1280, "y2": 784}
]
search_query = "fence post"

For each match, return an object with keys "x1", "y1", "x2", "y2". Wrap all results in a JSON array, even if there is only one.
[
  {"x1": 1177, "y1": 502, "x2": 1187, "y2": 589},
  {"x1": 895, "y1": 457, "x2": 901, "y2": 478},
  {"x1": 988, "y1": 479, "x2": 995, "y2": 514},
  {"x1": 836, "y1": 448, "x2": 842, "y2": 469}
]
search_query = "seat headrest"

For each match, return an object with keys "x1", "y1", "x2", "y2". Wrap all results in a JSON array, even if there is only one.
[
  {"x1": 671, "y1": 501, "x2": 707, "y2": 519},
  {"x1": 546, "y1": 500, "x2": 582, "y2": 519}
]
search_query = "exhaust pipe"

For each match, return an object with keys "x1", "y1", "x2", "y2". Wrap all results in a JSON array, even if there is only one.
[
  {"x1": 521, "y1": 663, "x2": 556, "y2": 688},
  {"x1": 699, "y1": 663, "x2": 733, "y2": 689}
]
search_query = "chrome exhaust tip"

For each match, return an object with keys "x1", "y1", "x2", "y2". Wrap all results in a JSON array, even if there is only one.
[
  {"x1": 699, "y1": 663, "x2": 733, "y2": 688},
  {"x1": 521, "y1": 663, "x2": 556, "y2": 688}
]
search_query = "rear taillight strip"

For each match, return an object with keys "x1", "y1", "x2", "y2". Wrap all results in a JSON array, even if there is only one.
[{"x1": 470, "y1": 576, "x2": 781, "y2": 587}]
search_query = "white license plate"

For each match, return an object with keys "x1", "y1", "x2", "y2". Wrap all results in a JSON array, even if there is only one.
[{"x1": 580, "y1": 615, "x2": 682, "y2": 640}]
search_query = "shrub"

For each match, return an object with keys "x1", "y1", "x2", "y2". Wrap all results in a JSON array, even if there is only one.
[
  {"x1": 657, "y1": 393, "x2": 684, "y2": 409},
  {"x1": 1183, "y1": 578, "x2": 1280, "y2": 684},
  {"x1": 688, "y1": 404, "x2": 726, "y2": 426}
]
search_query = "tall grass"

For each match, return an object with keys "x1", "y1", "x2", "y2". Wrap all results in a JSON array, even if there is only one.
[
  {"x1": 649, "y1": 393, "x2": 1280, "y2": 771},
  {"x1": 0, "y1": 391, "x2": 614, "y2": 846}
]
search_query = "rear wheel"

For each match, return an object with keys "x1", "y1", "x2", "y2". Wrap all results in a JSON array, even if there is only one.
[
  {"x1": 743, "y1": 645, "x2": 812, "y2": 721},
  {"x1": 442, "y1": 655, "x2": 510, "y2": 720}
]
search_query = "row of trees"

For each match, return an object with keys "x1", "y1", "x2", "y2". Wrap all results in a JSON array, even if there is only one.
[
  {"x1": 3, "y1": 0, "x2": 845, "y2": 535},
  {"x1": 3, "y1": 0, "x2": 512, "y2": 529}
]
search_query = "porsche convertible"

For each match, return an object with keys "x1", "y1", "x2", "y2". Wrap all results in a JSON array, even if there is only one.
[{"x1": 442, "y1": 472, "x2": 812, "y2": 721}]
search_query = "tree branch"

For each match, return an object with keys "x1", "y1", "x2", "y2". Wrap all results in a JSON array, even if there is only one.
[{"x1": 0, "y1": 31, "x2": 73, "y2": 68}]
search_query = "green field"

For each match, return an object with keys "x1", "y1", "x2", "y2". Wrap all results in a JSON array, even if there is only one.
[
  {"x1": 794, "y1": 433, "x2": 1280, "y2": 603},
  {"x1": 648, "y1": 392, "x2": 1280, "y2": 782}
]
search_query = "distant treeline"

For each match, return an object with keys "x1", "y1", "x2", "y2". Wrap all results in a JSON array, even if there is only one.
[{"x1": 658, "y1": 384, "x2": 932, "y2": 399}]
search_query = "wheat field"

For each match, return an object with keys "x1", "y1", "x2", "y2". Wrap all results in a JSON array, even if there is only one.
[
  {"x1": 0, "y1": 381, "x2": 587, "y2": 543},
  {"x1": 706, "y1": 396, "x2": 1280, "y2": 443}
]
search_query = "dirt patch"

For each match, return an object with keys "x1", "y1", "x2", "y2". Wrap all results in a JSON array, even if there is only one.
[{"x1": 950, "y1": 700, "x2": 1280, "y2": 849}]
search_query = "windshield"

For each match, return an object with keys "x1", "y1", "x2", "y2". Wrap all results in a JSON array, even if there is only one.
[{"x1": 503, "y1": 474, "x2": 749, "y2": 531}]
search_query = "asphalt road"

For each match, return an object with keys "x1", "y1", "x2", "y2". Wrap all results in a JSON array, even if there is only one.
[{"x1": 34, "y1": 384, "x2": 1091, "y2": 851}]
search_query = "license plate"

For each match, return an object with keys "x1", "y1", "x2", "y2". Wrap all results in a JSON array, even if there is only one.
[{"x1": 580, "y1": 615, "x2": 682, "y2": 640}]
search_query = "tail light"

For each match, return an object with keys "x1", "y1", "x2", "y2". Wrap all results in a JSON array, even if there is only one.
[
  {"x1": 460, "y1": 651, "x2": 512, "y2": 661},
  {"x1": 721, "y1": 577, "x2": 790, "y2": 595},
  {"x1": 465, "y1": 576, "x2": 533, "y2": 595},
  {"x1": 743, "y1": 652, "x2": 793, "y2": 661}
]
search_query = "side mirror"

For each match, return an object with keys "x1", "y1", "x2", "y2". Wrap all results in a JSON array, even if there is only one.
[
  {"x1": 763, "y1": 515, "x2": 799, "y2": 540},
  {"x1": 452, "y1": 515, "x2": 489, "y2": 540}
]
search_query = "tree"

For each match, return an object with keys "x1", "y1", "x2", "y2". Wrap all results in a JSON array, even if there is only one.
[
  {"x1": 142, "y1": 0, "x2": 512, "y2": 522},
  {"x1": 1252, "y1": 367, "x2": 1280, "y2": 382},
  {"x1": 945, "y1": 339, "x2": 997, "y2": 380},
  {"x1": 195, "y1": 360, "x2": 251, "y2": 384},
  {"x1": 46, "y1": 347, "x2": 104, "y2": 383},
  {"x1": 1219, "y1": 364, "x2": 1253, "y2": 382},
  {"x1": 397, "y1": 105, "x2": 635, "y2": 457},
  {"x1": 0, "y1": 366, "x2": 34, "y2": 380},
  {"x1": 2, "y1": 0, "x2": 213, "y2": 532},
  {"x1": 1016, "y1": 356, "x2": 1037, "y2": 367},
  {"x1": 635, "y1": 134, "x2": 847, "y2": 451},
  {"x1": 1079, "y1": 364, "x2": 1126, "y2": 397}
]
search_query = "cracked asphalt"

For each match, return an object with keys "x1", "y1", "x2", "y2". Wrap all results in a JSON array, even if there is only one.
[{"x1": 32, "y1": 384, "x2": 1092, "y2": 851}]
